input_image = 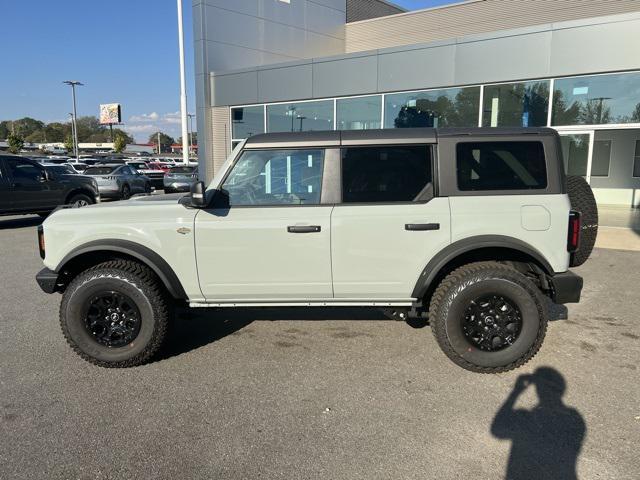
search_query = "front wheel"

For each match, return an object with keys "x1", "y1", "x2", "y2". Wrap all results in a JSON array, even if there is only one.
[
  {"x1": 429, "y1": 262, "x2": 548, "y2": 373},
  {"x1": 121, "y1": 184, "x2": 131, "y2": 200},
  {"x1": 59, "y1": 260, "x2": 170, "y2": 367}
]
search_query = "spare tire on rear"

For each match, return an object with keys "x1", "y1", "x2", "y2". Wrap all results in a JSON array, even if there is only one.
[{"x1": 567, "y1": 175, "x2": 598, "y2": 267}]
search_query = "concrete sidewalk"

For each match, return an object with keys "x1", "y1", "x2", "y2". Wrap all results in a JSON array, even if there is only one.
[{"x1": 596, "y1": 205, "x2": 640, "y2": 251}]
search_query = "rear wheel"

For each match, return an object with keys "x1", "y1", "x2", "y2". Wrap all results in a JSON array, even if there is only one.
[
  {"x1": 429, "y1": 262, "x2": 548, "y2": 373},
  {"x1": 67, "y1": 193, "x2": 93, "y2": 208},
  {"x1": 59, "y1": 260, "x2": 170, "y2": 367},
  {"x1": 567, "y1": 175, "x2": 598, "y2": 267}
]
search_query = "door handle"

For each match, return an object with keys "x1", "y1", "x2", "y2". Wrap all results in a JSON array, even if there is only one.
[
  {"x1": 287, "y1": 225, "x2": 321, "y2": 233},
  {"x1": 405, "y1": 223, "x2": 440, "y2": 231}
]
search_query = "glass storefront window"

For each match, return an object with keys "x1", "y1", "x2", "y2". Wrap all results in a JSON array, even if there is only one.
[
  {"x1": 267, "y1": 100, "x2": 334, "y2": 133},
  {"x1": 552, "y1": 72, "x2": 640, "y2": 126},
  {"x1": 231, "y1": 106, "x2": 264, "y2": 139},
  {"x1": 384, "y1": 87, "x2": 480, "y2": 129},
  {"x1": 591, "y1": 140, "x2": 611, "y2": 177},
  {"x1": 336, "y1": 96, "x2": 382, "y2": 130},
  {"x1": 482, "y1": 81, "x2": 549, "y2": 127}
]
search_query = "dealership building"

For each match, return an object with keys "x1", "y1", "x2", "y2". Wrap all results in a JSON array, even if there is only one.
[{"x1": 193, "y1": 0, "x2": 640, "y2": 206}]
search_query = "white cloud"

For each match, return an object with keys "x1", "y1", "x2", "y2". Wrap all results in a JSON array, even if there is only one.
[{"x1": 126, "y1": 111, "x2": 190, "y2": 142}]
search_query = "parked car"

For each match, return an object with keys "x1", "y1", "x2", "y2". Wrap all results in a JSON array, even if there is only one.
[
  {"x1": 126, "y1": 161, "x2": 165, "y2": 189},
  {"x1": 35, "y1": 128, "x2": 598, "y2": 370},
  {"x1": 146, "y1": 160, "x2": 174, "y2": 172},
  {"x1": 83, "y1": 164, "x2": 152, "y2": 200},
  {"x1": 163, "y1": 165, "x2": 198, "y2": 193},
  {"x1": 0, "y1": 154, "x2": 99, "y2": 216}
]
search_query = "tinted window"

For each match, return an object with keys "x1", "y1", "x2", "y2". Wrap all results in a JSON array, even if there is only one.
[
  {"x1": 456, "y1": 142, "x2": 547, "y2": 191},
  {"x1": 482, "y1": 81, "x2": 549, "y2": 127},
  {"x1": 46, "y1": 165, "x2": 76, "y2": 175},
  {"x1": 634, "y1": 141, "x2": 640, "y2": 178},
  {"x1": 267, "y1": 101, "x2": 333, "y2": 133},
  {"x1": 552, "y1": 72, "x2": 640, "y2": 126},
  {"x1": 231, "y1": 106, "x2": 265, "y2": 139},
  {"x1": 85, "y1": 166, "x2": 117, "y2": 175},
  {"x1": 337, "y1": 96, "x2": 382, "y2": 130},
  {"x1": 169, "y1": 166, "x2": 195, "y2": 174},
  {"x1": 384, "y1": 87, "x2": 480, "y2": 128},
  {"x1": 221, "y1": 149, "x2": 324, "y2": 206},
  {"x1": 6, "y1": 159, "x2": 43, "y2": 181},
  {"x1": 341, "y1": 146, "x2": 432, "y2": 203},
  {"x1": 591, "y1": 140, "x2": 612, "y2": 177}
]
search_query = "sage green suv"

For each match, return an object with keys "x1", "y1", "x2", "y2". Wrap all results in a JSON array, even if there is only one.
[{"x1": 35, "y1": 128, "x2": 597, "y2": 372}]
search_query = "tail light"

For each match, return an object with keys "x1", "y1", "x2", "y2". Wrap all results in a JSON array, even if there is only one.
[
  {"x1": 567, "y1": 211, "x2": 581, "y2": 253},
  {"x1": 37, "y1": 225, "x2": 45, "y2": 259}
]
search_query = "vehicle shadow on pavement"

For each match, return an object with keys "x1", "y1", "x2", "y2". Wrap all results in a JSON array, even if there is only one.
[
  {"x1": 491, "y1": 367, "x2": 586, "y2": 480},
  {"x1": 0, "y1": 216, "x2": 41, "y2": 230},
  {"x1": 159, "y1": 307, "x2": 388, "y2": 360}
]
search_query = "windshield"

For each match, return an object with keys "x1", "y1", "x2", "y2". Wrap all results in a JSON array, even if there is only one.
[
  {"x1": 85, "y1": 166, "x2": 118, "y2": 175},
  {"x1": 169, "y1": 166, "x2": 195, "y2": 174}
]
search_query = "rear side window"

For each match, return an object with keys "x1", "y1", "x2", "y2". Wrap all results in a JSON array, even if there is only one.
[
  {"x1": 341, "y1": 145, "x2": 432, "y2": 203},
  {"x1": 456, "y1": 141, "x2": 547, "y2": 191}
]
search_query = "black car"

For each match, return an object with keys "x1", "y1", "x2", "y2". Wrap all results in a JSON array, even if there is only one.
[{"x1": 0, "y1": 155, "x2": 100, "y2": 216}]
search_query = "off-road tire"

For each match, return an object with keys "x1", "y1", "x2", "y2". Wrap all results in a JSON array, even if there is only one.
[
  {"x1": 429, "y1": 262, "x2": 548, "y2": 373},
  {"x1": 60, "y1": 260, "x2": 170, "y2": 367},
  {"x1": 567, "y1": 175, "x2": 598, "y2": 267},
  {"x1": 67, "y1": 193, "x2": 93, "y2": 208}
]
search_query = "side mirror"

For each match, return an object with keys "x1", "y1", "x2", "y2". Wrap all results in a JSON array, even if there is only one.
[
  {"x1": 39, "y1": 170, "x2": 49, "y2": 182},
  {"x1": 190, "y1": 181, "x2": 207, "y2": 208}
]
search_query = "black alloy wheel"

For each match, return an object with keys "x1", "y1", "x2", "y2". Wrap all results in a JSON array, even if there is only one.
[
  {"x1": 83, "y1": 291, "x2": 142, "y2": 348},
  {"x1": 462, "y1": 294, "x2": 523, "y2": 351}
]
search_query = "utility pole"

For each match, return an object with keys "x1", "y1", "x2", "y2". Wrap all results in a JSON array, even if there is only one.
[
  {"x1": 176, "y1": 0, "x2": 189, "y2": 165},
  {"x1": 63, "y1": 80, "x2": 83, "y2": 159}
]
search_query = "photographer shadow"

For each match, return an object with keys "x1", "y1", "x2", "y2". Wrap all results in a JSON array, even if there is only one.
[{"x1": 491, "y1": 367, "x2": 585, "y2": 480}]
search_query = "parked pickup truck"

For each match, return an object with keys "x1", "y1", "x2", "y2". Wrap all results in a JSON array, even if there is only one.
[{"x1": 35, "y1": 128, "x2": 597, "y2": 372}]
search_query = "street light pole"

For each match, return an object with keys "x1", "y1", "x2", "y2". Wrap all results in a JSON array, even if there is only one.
[
  {"x1": 187, "y1": 113, "x2": 195, "y2": 157},
  {"x1": 63, "y1": 80, "x2": 83, "y2": 159},
  {"x1": 68, "y1": 113, "x2": 76, "y2": 155},
  {"x1": 176, "y1": 0, "x2": 189, "y2": 165}
]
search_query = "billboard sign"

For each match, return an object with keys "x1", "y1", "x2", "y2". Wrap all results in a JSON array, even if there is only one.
[{"x1": 99, "y1": 103, "x2": 122, "y2": 125}]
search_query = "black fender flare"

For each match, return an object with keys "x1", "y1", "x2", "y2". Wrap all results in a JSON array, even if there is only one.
[
  {"x1": 411, "y1": 235, "x2": 554, "y2": 299},
  {"x1": 55, "y1": 239, "x2": 188, "y2": 299}
]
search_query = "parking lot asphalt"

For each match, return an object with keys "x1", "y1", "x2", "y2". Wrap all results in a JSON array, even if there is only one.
[{"x1": 1, "y1": 214, "x2": 638, "y2": 480}]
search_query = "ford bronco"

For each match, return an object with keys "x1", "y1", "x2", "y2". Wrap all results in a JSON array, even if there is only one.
[{"x1": 35, "y1": 128, "x2": 597, "y2": 372}]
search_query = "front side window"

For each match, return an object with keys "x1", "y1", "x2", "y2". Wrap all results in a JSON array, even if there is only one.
[
  {"x1": 6, "y1": 159, "x2": 43, "y2": 182},
  {"x1": 456, "y1": 142, "x2": 547, "y2": 191},
  {"x1": 341, "y1": 146, "x2": 432, "y2": 203},
  {"x1": 221, "y1": 149, "x2": 324, "y2": 206}
]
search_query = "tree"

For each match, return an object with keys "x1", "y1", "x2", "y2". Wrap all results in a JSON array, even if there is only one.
[
  {"x1": 148, "y1": 132, "x2": 175, "y2": 153},
  {"x1": 12, "y1": 117, "x2": 45, "y2": 138},
  {"x1": 0, "y1": 121, "x2": 10, "y2": 140},
  {"x1": 7, "y1": 132, "x2": 25, "y2": 154},
  {"x1": 64, "y1": 135, "x2": 74, "y2": 154},
  {"x1": 113, "y1": 133, "x2": 127, "y2": 153},
  {"x1": 630, "y1": 103, "x2": 640, "y2": 123}
]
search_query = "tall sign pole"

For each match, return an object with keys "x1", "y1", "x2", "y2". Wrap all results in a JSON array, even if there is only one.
[{"x1": 176, "y1": 0, "x2": 189, "y2": 164}]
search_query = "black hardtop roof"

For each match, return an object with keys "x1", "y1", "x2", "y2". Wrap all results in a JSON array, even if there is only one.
[{"x1": 244, "y1": 127, "x2": 557, "y2": 148}]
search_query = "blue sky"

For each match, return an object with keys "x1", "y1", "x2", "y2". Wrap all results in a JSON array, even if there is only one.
[{"x1": 1, "y1": 0, "x2": 457, "y2": 142}]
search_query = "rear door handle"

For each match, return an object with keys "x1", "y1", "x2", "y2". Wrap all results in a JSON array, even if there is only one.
[
  {"x1": 287, "y1": 225, "x2": 321, "y2": 233},
  {"x1": 405, "y1": 223, "x2": 440, "y2": 231}
]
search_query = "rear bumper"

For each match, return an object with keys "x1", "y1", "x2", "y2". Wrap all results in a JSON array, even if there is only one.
[
  {"x1": 549, "y1": 271, "x2": 583, "y2": 304},
  {"x1": 36, "y1": 268, "x2": 60, "y2": 294}
]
